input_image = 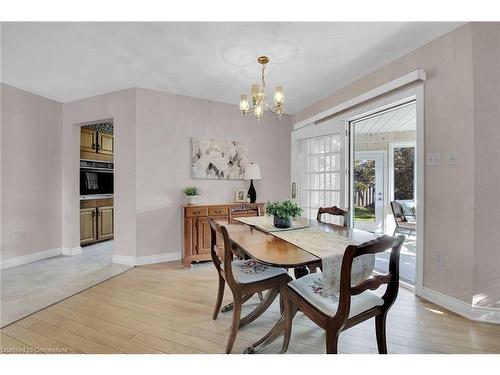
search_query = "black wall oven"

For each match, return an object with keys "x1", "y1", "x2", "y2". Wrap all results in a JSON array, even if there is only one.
[{"x1": 80, "y1": 160, "x2": 114, "y2": 196}]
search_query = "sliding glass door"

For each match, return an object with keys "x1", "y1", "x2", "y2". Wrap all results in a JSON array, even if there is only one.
[{"x1": 350, "y1": 101, "x2": 417, "y2": 286}]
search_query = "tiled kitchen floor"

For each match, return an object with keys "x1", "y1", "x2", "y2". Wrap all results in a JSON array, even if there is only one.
[{"x1": 0, "y1": 241, "x2": 131, "y2": 327}]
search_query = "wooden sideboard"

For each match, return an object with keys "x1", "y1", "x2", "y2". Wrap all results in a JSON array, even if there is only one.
[{"x1": 182, "y1": 202, "x2": 265, "y2": 267}]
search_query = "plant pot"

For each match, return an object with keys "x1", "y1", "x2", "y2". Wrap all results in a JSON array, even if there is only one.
[
  {"x1": 186, "y1": 195, "x2": 198, "y2": 205},
  {"x1": 273, "y1": 216, "x2": 292, "y2": 229}
]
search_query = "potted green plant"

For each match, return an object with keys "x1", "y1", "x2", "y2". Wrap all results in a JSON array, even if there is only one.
[
  {"x1": 265, "y1": 200, "x2": 303, "y2": 229},
  {"x1": 183, "y1": 186, "x2": 200, "y2": 205}
]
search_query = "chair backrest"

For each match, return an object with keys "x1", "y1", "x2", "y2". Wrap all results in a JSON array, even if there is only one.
[
  {"x1": 207, "y1": 217, "x2": 237, "y2": 286},
  {"x1": 335, "y1": 234, "x2": 405, "y2": 322},
  {"x1": 316, "y1": 206, "x2": 349, "y2": 227}
]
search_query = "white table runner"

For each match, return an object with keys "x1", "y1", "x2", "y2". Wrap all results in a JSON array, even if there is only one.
[{"x1": 235, "y1": 216, "x2": 378, "y2": 297}]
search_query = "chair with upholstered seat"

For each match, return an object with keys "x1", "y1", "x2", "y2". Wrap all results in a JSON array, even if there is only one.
[
  {"x1": 207, "y1": 217, "x2": 292, "y2": 354},
  {"x1": 316, "y1": 206, "x2": 349, "y2": 227},
  {"x1": 281, "y1": 234, "x2": 404, "y2": 354}
]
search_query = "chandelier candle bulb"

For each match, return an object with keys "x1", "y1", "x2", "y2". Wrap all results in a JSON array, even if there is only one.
[
  {"x1": 240, "y1": 94, "x2": 249, "y2": 114},
  {"x1": 274, "y1": 86, "x2": 284, "y2": 104},
  {"x1": 251, "y1": 84, "x2": 260, "y2": 101}
]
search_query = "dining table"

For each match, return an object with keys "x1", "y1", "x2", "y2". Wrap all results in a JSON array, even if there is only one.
[{"x1": 219, "y1": 215, "x2": 379, "y2": 354}]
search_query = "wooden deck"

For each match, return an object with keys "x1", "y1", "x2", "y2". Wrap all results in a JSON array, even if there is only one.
[{"x1": 2, "y1": 260, "x2": 500, "y2": 354}]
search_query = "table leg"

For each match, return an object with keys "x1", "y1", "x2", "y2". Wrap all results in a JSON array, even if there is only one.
[
  {"x1": 243, "y1": 313, "x2": 286, "y2": 354},
  {"x1": 243, "y1": 302, "x2": 299, "y2": 354}
]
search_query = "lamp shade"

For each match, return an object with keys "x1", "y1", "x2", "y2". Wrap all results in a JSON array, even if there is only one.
[{"x1": 245, "y1": 163, "x2": 261, "y2": 180}]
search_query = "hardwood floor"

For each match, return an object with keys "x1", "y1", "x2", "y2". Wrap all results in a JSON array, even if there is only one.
[{"x1": 1, "y1": 260, "x2": 500, "y2": 354}]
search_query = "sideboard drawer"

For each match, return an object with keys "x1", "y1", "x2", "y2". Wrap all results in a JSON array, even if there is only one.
[
  {"x1": 185, "y1": 207, "x2": 208, "y2": 217},
  {"x1": 208, "y1": 207, "x2": 228, "y2": 216}
]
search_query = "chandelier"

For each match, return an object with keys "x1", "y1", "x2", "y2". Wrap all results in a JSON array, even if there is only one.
[{"x1": 239, "y1": 56, "x2": 284, "y2": 121}]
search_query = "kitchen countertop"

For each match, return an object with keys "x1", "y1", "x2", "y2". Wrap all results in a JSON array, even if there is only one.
[{"x1": 80, "y1": 194, "x2": 113, "y2": 201}]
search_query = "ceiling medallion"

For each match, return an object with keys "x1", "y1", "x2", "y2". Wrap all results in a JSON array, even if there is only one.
[{"x1": 239, "y1": 56, "x2": 284, "y2": 122}]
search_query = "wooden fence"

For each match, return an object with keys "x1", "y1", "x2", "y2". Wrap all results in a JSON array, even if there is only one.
[{"x1": 354, "y1": 185, "x2": 375, "y2": 207}]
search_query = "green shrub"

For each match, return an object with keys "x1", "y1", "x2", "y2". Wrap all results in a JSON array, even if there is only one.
[{"x1": 265, "y1": 200, "x2": 302, "y2": 219}]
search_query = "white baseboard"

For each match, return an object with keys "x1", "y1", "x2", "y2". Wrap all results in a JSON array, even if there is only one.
[
  {"x1": 112, "y1": 251, "x2": 181, "y2": 267},
  {"x1": 421, "y1": 287, "x2": 500, "y2": 324},
  {"x1": 0, "y1": 247, "x2": 62, "y2": 270},
  {"x1": 62, "y1": 246, "x2": 82, "y2": 256}
]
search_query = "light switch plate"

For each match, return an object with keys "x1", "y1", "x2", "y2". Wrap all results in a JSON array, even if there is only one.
[
  {"x1": 448, "y1": 151, "x2": 458, "y2": 165},
  {"x1": 427, "y1": 152, "x2": 441, "y2": 166}
]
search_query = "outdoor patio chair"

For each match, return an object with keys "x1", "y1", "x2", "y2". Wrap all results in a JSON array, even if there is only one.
[{"x1": 390, "y1": 200, "x2": 416, "y2": 236}]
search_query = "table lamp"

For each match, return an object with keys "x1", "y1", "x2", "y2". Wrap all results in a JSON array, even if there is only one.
[{"x1": 244, "y1": 163, "x2": 261, "y2": 203}]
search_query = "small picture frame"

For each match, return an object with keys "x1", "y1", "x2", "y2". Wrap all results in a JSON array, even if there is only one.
[{"x1": 235, "y1": 189, "x2": 247, "y2": 203}]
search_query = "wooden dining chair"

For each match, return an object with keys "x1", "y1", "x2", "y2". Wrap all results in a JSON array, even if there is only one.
[
  {"x1": 207, "y1": 217, "x2": 292, "y2": 354},
  {"x1": 281, "y1": 234, "x2": 405, "y2": 354},
  {"x1": 316, "y1": 206, "x2": 349, "y2": 227}
]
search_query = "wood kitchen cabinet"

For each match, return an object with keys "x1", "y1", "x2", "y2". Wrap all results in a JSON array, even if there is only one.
[
  {"x1": 80, "y1": 198, "x2": 114, "y2": 245},
  {"x1": 98, "y1": 133, "x2": 114, "y2": 155},
  {"x1": 80, "y1": 128, "x2": 97, "y2": 153},
  {"x1": 182, "y1": 203, "x2": 264, "y2": 267},
  {"x1": 97, "y1": 206, "x2": 114, "y2": 241},
  {"x1": 80, "y1": 128, "x2": 114, "y2": 161},
  {"x1": 80, "y1": 208, "x2": 98, "y2": 245}
]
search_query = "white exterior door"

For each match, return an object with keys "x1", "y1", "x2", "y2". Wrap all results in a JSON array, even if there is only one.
[
  {"x1": 353, "y1": 151, "x2": 385, "y2": 233},
  {"x1": 291, "y1": 119, "x2": 348, "y2": 225}
]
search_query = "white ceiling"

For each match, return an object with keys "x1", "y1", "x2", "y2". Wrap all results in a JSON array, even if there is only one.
[
  {"x1": 355, "y1": 103, "x2": 416, "y2": 134},
  {"x1": 1, "y1": 22, "x2": 464, "y2": 114}
]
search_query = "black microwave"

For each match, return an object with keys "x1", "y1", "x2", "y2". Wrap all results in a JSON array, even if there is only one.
[{"x1": 80, "y1": 160, "x2": 114, "y2": 196}]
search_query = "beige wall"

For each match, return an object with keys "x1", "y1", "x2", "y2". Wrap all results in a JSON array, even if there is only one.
[
  {"x1": 135, "y1": 88, "x2": 292, "y2": 257},
  {"x1": 1, "y1": 84, "x2": 63, "y2": 260},
  {"x1": 471, "y1": 23, "x2": 500, "y2": 305},
  {"x1": 293, "y1": 23, "x2": 478, "y2": 303},
  {"x1": 61, "y1": 88, "x2": 293, "y2": 260},
  {"x1": 62, "y1": 89, "x2": 137, "y2": 258}
]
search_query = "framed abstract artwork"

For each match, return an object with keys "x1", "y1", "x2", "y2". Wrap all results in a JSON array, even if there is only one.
[{"x1": 191, "y1": 138, "x2": 249, "y2": 180}]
